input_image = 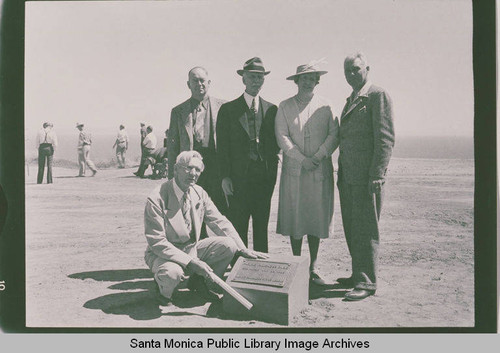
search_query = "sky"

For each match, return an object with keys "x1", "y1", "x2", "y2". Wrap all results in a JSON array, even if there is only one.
[{"x1": 25, "y1": 0, "x2": 473, "y2": 138}]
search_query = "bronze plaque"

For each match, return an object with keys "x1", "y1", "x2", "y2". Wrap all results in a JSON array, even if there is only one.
[{"x1": 233, "y1": 259, "x2": 292, "y2": 287}]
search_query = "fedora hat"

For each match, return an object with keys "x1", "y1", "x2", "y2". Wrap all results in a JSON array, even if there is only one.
[
  {"x1": 237, "y1": 57, "x2": 270, "y2": 76},
  {"x1": 76, "y1": 122, "x2": 84, "y2": 127},
  {"x1": 286, "y1": 58, "x2": 328, "y2": 80}
]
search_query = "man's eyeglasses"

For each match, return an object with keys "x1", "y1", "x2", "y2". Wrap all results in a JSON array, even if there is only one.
[{"x1": 179, "y1": 165, "x2": 203, "y2": 174}]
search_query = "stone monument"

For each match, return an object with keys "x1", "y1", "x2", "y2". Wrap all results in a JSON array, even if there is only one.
[{"x1": 222, "y1": 254, "x2": 309, "y2": 325}]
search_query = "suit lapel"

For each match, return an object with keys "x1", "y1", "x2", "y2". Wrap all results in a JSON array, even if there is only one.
[
  {"x1": 165, "y1": 181, "x2": 191, "y2": 242},
  {"x1": 237, "y1": 95, "x2": 251, "y2": 137},
  {"x1": 255, "y1": 97, "x2": 265, "y2": 137},
  {"x1": 189, "y1": 187, "x2": 203, "y2": 242},
  {"x1": 181, "y1": 101, "x2": 194, "y2": 148},
  {"x1": 208, "y1": 97, "x2": 222, "y2": 148},
  {"x1": 341, "y1": 97, "x2": 364, "y2": 122}
]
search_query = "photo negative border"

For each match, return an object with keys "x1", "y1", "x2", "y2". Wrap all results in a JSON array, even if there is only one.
[{"x1": 0, "y1": 0, "x2": 496, "y2": 333}]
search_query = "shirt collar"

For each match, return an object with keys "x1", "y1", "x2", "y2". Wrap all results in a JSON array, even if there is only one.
[
  {"x1": 243, "y1": 92, "x2": 259, "y2": 110},
  {"x1": 190, "y1": 96, "x2": 209, "y2": 110},
  {"x1": 350, "y1": 80, "x2": 372, "y2": 101}
]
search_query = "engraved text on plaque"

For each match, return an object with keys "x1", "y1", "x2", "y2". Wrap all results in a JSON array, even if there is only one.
[{"x1": 232, "y1": 259, "x2": 292, "y2": 288}]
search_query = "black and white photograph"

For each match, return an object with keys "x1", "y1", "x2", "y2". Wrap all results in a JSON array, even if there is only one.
[{"x1": 0, "y1": 0, "x2": 496, "y2": 341}]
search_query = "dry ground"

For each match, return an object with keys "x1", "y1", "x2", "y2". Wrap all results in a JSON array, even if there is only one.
[{"x1": 25, "y1": 158, "x2": 474, "y2": 328}]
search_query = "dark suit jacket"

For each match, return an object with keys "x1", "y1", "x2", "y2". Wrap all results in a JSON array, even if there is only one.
[
  {"x1": 167, "y1": 96, "x2": 225, "y2": 178},
  {"x1": 338, "y1": 84, "x2": 395, "y2": 185},
  {"x1": 216, "y1": 95, "x2": 279, "y2": 186}
]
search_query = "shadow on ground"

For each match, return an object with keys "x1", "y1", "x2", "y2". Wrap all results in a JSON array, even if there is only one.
[
  {"x1": 69, "y1": 268, "x2": 252, "y2": 322},
  {"x1": 309, "y1": 283, "x2": 349, "y2": 300},
  {"x1": 55, "y1": 176, "x2": 85, "y2": 179},
  {"x1": 69, "y1": 268, "x2": 153, "y2": 282}
]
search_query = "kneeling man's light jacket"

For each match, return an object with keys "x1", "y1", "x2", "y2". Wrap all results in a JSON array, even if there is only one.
[{"x1": 144, "y1": 179, "x2": 245, "y2": 267}]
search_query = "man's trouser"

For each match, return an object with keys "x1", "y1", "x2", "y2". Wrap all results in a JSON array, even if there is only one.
[{"x1": 145, "y1": 237, "x2": 238, "y2": 299}]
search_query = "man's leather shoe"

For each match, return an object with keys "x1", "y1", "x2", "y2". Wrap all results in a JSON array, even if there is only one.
[
  {"x1": 188, "y1": 275, "x2": 222, "y2": 302},
  {"x1": 309, "y1": 270, "x2": 327, "y2": 286},
  {"x1": 344, "y1": 288, "x2": 375, "y2": 301},
  {"x1": 336, "y1": 276, "x2": 354, "y2": 288},
  {"x1": 154, "y1": 282, "x2": 172, "y2": 306},
  {"x1": 157, "y1": 293, "x2": 172, "y2": 306}
]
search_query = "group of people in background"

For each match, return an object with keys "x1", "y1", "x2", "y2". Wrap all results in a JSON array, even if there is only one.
[
  {"x1": 145, "y1": 52, "x2": 395, "y2": 305},
  {"x1": 34, "y1": 119, "x2": 165, "y2": 181}
]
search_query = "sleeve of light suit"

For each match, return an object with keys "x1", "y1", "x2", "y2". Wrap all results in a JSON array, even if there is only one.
[
  {"x1": 313, "y1": 105, "x2": 339, "y2": 161},
  {"x1": 167, "y1": 108, "x2": 180, "y2": 179},
  {"x1": 275, "y1": 101, "x2": 306, "y2": 163},
  {"x1": 369, "y1": 89, "x2": 395, "y2": 180},
  {"x1": 202, "y1": 192, "x2": 246, "y2": 251},
  {"x1": 144, "y1": 193, "x2": 193, "y2": 267}
]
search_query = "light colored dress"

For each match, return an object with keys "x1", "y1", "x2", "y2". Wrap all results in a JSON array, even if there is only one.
[{"x1": 275, "y1": 94, "x2": 339, "y2": 238}]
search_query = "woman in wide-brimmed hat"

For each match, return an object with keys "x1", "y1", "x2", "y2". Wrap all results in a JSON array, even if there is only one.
[{"x1": 275, "y1": 59, "x2": 339, "y2": 286}]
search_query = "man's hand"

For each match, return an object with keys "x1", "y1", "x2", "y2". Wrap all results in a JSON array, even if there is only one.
[
  {"x1": 239, "y1": 248, "x2": 269, "y2": 259},
  {"x1": 302, "y1": 157, "x2": 319, "y2": 171},
  {"x1": 221, "y1": 177, "x2": 234, "y2": 196},
  {"x1": 368, "y1": 178, "x2": 384, "y2": 196},
  {"x1": 186, "y1": 258, "x2": 213, "y2": 281}
]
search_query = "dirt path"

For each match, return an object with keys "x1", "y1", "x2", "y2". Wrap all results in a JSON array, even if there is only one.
[{"x1": 25, "y1": 158, "x2": 474, "y2": 328}]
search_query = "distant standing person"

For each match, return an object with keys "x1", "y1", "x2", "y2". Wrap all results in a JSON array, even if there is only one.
[
  {"x1": 135, "y1": 122, "x2": 148, "y2": 175},
  {"x1": 36, "y1": 122, "x2": 58, "y2": 184},
  {"x1": 135, "y1": 125, "x2": 157, "y2": 177},
  {"x1": 274, "y1": 60, "x2": 339, "y2": 285},
  {"x1": 112, "y1": 124, "x2": 129, "y2": 168},
  {"x1": 216, "y1": 57, "x2": 279, "y2": 253},
  {"x1": 167, "y1": 67, "x2": 227, "y2": 214},
  {"x1": 76, "y1": 122, "x2": 97, "y2": 177},
  {"x1": 337, "y1": 52, "x2": 395, "y2": 301}
]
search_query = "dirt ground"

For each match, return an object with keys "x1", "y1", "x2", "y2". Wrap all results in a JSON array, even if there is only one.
[{"x1": 24, "y1": 158, "x2": 474, "y2": 328}]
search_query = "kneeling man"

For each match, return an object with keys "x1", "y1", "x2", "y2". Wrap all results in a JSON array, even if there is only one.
[{"x1": 144, "y1": 150, "x2": 265, "y2": 304}]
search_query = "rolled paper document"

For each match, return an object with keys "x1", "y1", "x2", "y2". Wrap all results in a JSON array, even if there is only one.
[{"x1": 208, "y1": 272, "x2": 253, "y2": 310}]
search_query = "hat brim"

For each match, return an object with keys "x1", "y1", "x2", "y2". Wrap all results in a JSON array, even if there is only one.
[
  {"x1": 237, "y1": 69, "x2": 271, "y2": 76},
  {"x1": 286, "y1": 70, "x2": 328, "y2": 80}
]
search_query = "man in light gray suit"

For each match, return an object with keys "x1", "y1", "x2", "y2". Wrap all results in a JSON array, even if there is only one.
[
  {"x1": 337, "y1": 53, "x2": 395, "y2": 301},
  {"x1": 167, "y1": 67, "x2": 227, "y2": 214},
  {"x1": 144, "y1": 151, "x2": 265, "y2": 305}
]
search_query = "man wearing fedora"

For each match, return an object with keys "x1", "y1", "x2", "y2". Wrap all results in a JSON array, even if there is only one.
[
  {"x1": 216, "y1": 57, "x2": 279, "y2": 253},
  {"x1": 76, "y1": 122, "x2": 97, "y2": 177},
  {"x1": 167, "y1": 67, "x2": 227, "y2": 215},
  {"x1": 337, "y1": 52, "x2": 395, "y2": 301}
]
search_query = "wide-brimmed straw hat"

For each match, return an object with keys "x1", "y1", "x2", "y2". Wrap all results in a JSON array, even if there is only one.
[
  {"x1": 286, "y1": 58, "x2": 328, "y2": 80},
  {"x1": 237, "y1": 57, "x2": 270, "y2": 76}
]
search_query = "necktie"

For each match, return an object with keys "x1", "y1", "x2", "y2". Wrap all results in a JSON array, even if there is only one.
[
  {"x1": 250, "y1": 98, "x2": 257, "y2": 114},
  {"x1": 181, "y1": 190, "x2": 192, "y2": 235},
  {"x1": 248, "y1": 98, "x2": 260, "y2": 161},
  {"x1": 193, "y1": 104, "x2": 204, "y2": 143}
]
